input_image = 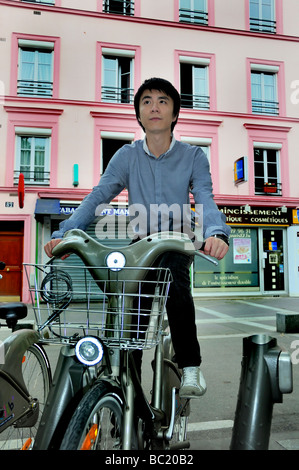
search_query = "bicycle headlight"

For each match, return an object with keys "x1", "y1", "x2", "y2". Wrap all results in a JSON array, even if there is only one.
[{"x1": 75, "y1": 337, "x2": 104, "y2": 366}]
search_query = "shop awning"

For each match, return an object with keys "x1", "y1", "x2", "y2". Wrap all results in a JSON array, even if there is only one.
[{"x1": 35, "y1": 199, "x2": 60, "y2": 218}]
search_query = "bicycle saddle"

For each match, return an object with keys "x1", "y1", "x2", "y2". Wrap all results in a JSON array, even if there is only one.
[{"x1": 0, "y1": 303, "x2": 27, "y2": 329}]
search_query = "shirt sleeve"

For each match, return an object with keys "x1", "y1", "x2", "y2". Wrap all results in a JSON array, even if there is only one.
[
  {"x1": 51, "y1": 149, "x2": 127, "y2": 239},
  {"x1": 190, "y1": 147, "x2": 231, "y2": 239}
]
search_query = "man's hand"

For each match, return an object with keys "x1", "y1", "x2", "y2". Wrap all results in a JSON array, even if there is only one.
[
  {"x1": 44, "y1": 239, "x2": 70, "y2": 260},
  {"x1": 202, "y1": 236, "x2": 229, "y2": 260}
]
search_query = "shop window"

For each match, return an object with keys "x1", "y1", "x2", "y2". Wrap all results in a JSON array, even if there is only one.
[{"x1": 193, "y1": 227, "x2": 259, "y2": 291}]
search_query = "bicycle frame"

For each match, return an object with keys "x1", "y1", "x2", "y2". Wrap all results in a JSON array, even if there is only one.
[{"x1": 30, "y1": 229, "x2": 217, "y2": 450}]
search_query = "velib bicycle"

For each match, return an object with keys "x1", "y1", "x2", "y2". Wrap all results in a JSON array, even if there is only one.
[
  {"x1": 0, "y1": 262, "x2": 52, "y2": 450},
  {"x1": 24, "y1": 229, "x2": 217, "y2": 450}
]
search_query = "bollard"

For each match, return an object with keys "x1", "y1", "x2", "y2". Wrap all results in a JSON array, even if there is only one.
[{"x1": 230, "y1": 334, "x2": 293, "y2": 450}]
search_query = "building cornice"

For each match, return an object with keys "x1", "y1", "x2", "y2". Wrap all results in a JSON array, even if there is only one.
[{"x1": 1, "y1": 0, "x2": 299, "y2": 43}]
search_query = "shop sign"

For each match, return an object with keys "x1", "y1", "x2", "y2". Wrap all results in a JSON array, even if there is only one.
[
  {"x1": 234, "y1": 157, "x2": 248, "y2": 184},
  {"x1": 292, "y1": 209, "x2": 299, "y2": 224},
  {"x1": 219, "y1": 206, "x2": 291, "y2": 226},
  {"x1": 60, "y1": 206, "x2": 129, "y2": 217}
]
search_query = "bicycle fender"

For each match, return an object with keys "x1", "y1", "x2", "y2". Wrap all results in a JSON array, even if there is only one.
[{"x1": 0, "y1": 329, "x2": 39, "y2": 392}]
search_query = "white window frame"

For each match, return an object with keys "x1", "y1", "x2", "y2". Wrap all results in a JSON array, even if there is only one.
[
  {"x1": 103, "y1": 0, "x2": 134, "y2": 15},
  {"x1": 100, "y1": 131, "x2": 134, "y2": 174},
  {"x1": 179, "y1": 0, "x2": 208, "y2": 24},
  {"x1": 18, "y1": 39, "x2": 54, "y2": 98},
  {"x1": 249, "y1": 0, "x2": 276, "y2": 33},
  {"x1": 180, "y1": 136, "x2": 212, "y2": 164},
  {"x1": 251, "y1": 64, "x2": 279, "y2": 115},
  {"x1": 253, "y1": 141, "x2": 282, "y2": 195},
  {"x1": 180, "y1": 56, "x2": 210, "y2": 109},
  {"x1": 102, "y1": 48, "x2": 135, "y2": 104},
  {"x1": 14, "y1": 127, "x2": 51, "y2": 185},
  {"x1": 21, "y1": 0, "x2": 55, "y2": 4}
]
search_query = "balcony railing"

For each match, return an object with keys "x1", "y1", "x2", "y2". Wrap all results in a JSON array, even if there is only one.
[
  {"x1": 252, "y1": 99, "x2": 279, "y2": 115},
  {"x1": 250, "y1": 17, "x2": 276, "y2": 34},
  {"x1": 179, "y1": 8, "x2": 208, "y2": 25},
  {"x1": 17, "y1": 80, "x2": 53, "y2": 98},
  {"x1": 101, "y1": 86, "x2": 134, "y2": 104},
  {"x1": 181, "y1": 93, "x2": 210, "y2": 110},
  {"x1": 103, "y1": 0, "x2": 134, "y2": 16},
  {"x1": 14, "y1": 170, "x2": 50, "y2": 185},
  {"x1": 21, "y1": 0, "x2": 55, "y2": 4}
]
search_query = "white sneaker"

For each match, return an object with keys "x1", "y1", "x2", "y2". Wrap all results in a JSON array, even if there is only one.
[{"x1": 179, "y1": 366, "x2": 207, "y2": 398}]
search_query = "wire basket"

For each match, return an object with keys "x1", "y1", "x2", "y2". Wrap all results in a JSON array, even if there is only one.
[{"x1": 24, "y1": 264, "x2": 172, "y2": 350}]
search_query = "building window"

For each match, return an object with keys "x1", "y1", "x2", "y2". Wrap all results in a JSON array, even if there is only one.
[
  {"x1": 251, "y1": 66, "x2": 279, "y2": 115},
  {"x1": 103, "y1": 0, "x2": 134, "y2": 16},
  {"x1": 101, "y1": 49, "x2": 134, "y2": 104},
  {"x1": 21, "y1": 0, "x2": 55, "y2": 4},
  {"x1": 254, "y1": 145, "x2": 281, "y2": 195},
  {"x1": 14, "y1": 128, "x2": 51, "y2": 185},
  {"x1": 179, "y1": 0, "x2": 208, "y2": 25},
  {"x1": 101, "y1": 133, "x2": 133, "y2": 173},
  {"x1": 180, "y1": 57, "x2": 210, "y2": 109},
  {"x1": 17, "y1": 39, "x2": 54, "y2": 98},
  {"x1": 249, "y1": 0, "x2": 276, "y2": 33}
]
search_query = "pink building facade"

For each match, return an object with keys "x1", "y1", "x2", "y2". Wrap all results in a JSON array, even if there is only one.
[{"x1": 0, "y1": 0, "x2": 299, "y2": 302}]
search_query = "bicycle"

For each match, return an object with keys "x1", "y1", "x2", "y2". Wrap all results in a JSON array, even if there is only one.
[
  {"x1": 24, "y1": 229, "x2": 217, "y2": 450},
  {"x1": 0, "y1": 262, "x2": 52, "y2": 450}
]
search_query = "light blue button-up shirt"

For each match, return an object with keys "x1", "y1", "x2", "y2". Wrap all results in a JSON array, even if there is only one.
[{"x1": 52, "y1": 138, "x2": 230, "y2": 240}]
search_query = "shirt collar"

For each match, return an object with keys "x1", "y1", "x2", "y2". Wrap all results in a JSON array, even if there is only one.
[{"x1": 143, "y1": 134, "x2": 176, "y2": 157}]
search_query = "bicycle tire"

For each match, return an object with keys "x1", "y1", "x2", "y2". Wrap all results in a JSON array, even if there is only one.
[
  {"x1": 0, "y1": 343, "x2": 51, "y2": 450},
  {"x1": 60, "y1": 381, "x2": 124, "y2": 450}
]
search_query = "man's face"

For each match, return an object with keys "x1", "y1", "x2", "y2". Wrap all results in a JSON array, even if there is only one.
[{"x1": 138, "y1": 89, "x2": 177, "y2": 134}]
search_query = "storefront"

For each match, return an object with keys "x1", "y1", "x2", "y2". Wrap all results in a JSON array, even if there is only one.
[
  {"x1": 36, "y1": 200, "x2": 299, "y2": 297},
  {"x1": 192, "y1": 206, "x2": 296, "y2": 296}
]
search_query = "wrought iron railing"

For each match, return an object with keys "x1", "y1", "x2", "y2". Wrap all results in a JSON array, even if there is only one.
[
  {"x1": 252, "y1": 99, "x2": 279, "y2": 115},
  {"x1": 14, "y1": 170, "x2": 50, "y2": 185},
  {"x1": 181, "y1": 93, "x2": 210, "y2": 110},
  {"x1": 250, "y1": 17, "x2": 276, "y2": 34},
  {"x1": 103, "y1": 0, "x2": 134, "y2": 16},
  {"x1": 17, "y1": 80, "x2": 53, "y2": 97},
  {"x1": 22, "y1": 0, "x2": 55, "y2": 4},
  {"x1": 101, "y1": 86, "x2": 134, "y2": 104},
  {"x1": 179, "y1": 8, "x2": 208, "y2": 25}
]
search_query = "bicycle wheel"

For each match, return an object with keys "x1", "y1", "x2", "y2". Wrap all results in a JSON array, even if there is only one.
[
  {"x1": 60, "y1": 381, "x2": 123, "y2": 450},
  {"x1": 0, "y1": 343, "x2": 51, "y2": 450}
]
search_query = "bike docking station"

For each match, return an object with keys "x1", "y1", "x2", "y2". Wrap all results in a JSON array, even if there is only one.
[{"x1": 230, "y1": 334, "x2": 293, "y2": 450}]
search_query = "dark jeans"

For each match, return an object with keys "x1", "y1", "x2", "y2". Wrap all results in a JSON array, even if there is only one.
[{"x1": 134, "y1": 251, "x2": 202, "y2": 371}]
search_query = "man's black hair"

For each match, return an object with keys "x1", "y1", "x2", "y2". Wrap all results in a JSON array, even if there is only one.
[{"x1": 134, "y1": 77, "x2": 181, "y2": 132}]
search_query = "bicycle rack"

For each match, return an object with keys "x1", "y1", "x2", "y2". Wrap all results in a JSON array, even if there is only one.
[{"x1": 230, "y1": 334, "x2": 293, "y2": 450}]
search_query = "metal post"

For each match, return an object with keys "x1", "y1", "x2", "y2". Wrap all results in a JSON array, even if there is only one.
[{"x1": 230, "y1": 334, "x2": 292, "y2": 450}]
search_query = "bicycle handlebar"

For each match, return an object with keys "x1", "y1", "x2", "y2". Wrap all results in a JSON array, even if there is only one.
[{"x1": 51, "y1": 229, "x2": 217, "y2": 288}]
